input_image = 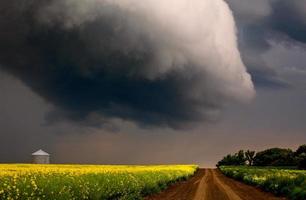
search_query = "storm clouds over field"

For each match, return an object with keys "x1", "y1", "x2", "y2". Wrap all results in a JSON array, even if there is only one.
[
  {"x1": 0, "y1": 0, "x2": 254, "y2": 128},
  {"x1": 0, "y1": 0, "x2": 306, "y2": 166}
]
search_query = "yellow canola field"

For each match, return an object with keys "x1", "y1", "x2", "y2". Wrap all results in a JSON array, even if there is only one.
[
  {"x1": 0, "y1": 164, "x2": 198, "y2": 200},
  {"x1": 219, "y1": 166, "x2": 306, "y2": 200}
]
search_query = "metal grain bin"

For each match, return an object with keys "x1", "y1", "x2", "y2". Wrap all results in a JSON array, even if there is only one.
[{"x1": 32, "y1": 149, "x2": 50, "y2": 164}]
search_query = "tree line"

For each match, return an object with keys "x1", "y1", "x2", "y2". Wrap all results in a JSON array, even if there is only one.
[{"x1": 217, "y1": 144, "x2": 306, "y2": 169}]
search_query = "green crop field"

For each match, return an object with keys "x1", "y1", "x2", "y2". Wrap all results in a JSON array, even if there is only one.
[
  {"x1": 219, "y1": 166, "x2": 306, "y2": 200},
  {"x1": 0, "y1": 164, "x2": 198, "y2": 200}
]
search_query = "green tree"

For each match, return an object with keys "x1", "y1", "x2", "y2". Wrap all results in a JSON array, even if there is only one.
[
  {"x1": 245, "y1": 150, "x2": 255, "y2": 166},
  {"x1": 253, "y1": 148, "x2": 296, "y2": 166},
  {"x1": 217, "y1": 150, "x2": 246, "y2": 166},
  {"x1": 295, "y1": 145, "x2": 306, "y2": 169},
  {"x1": 298, "y1": 154, "x2": 306, "y2": 169},
  {"x1": 237, "y1": 150, "x2": 246, "y2": 165},
  {"x1": 295, "y1": 144, "x2": 306, "y2": 156}
]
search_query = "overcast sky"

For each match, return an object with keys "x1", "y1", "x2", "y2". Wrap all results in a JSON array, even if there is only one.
[{"x1": 0, "y1": 0, "x2": 305, "y2": 167}]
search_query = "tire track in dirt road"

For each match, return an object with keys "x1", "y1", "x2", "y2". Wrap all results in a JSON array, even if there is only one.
[
  {"x1": 201, "y1": 169, "x2": 242, "y2": 200},
  {"x1": 146, "y1": 169, "x2": 287, "y2": 200}
]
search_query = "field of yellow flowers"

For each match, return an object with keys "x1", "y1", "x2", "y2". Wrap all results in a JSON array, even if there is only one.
[
  {"x1": 219, "y1": 166, "x2": 306, "y2": 200},
  {"x1": 0, "y1": 164, "x2": 198, "y2": 200}
]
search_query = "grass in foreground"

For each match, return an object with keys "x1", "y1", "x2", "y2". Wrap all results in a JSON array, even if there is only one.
[
  {"x1": 0, "y1": 164, "x2": 198, "y2": 200},
  {"x1": 219, "y1": 166, "x2": 306, "y2": 200}
]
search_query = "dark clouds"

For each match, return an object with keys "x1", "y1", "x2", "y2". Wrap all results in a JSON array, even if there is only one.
[
  {"x1": 226, "y1": 0, "x2": 306, "y2": 90},
  {"x1": 269, "y1": 0, "x2": 306, "y2": 43},
  {"x1": 1, "y1": 0, "x2": 306, "y2": 166},
  {"x1": 0, "y1": 0, "x2": 254, "y2": 128},
  {"x1": 1, "y1": 70, "x2": 306, "y2": 166},
  {"x1": 227, "y1": 0, "x2": 306, "y2": 43}
]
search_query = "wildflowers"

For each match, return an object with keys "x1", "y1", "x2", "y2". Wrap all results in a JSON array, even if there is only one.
[
  {"x1": 0, "y1": 164, "x2": 197, "y2": 200},
  {"x1": 219, "y1": 166, "x2": 306, "y2": 200}
]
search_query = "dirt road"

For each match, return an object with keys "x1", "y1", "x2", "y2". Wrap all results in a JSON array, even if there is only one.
[{"x1": 146, "y1": 169, "x2": 287, "y2": 200}]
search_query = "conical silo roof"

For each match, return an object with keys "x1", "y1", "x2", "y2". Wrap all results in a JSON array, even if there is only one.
[{"x1": 32, "y1": 149, "x2": 50, "y2": 156}]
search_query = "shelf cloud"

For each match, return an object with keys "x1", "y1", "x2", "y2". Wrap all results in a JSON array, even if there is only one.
[{"x1": 0, "y1": 0, "x2": 254, "y2": 128}]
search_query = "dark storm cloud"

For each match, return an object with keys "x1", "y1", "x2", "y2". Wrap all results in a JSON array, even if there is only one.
[
  {"x1": 0, "y1": 0, "x2": 254, "y2": 128},
  {"x1": 269, "y1": 0, "x2": 306, "y2": 43},
  {"x1": 227, "y1": 0, "x2": 306, "y2": 44},
  {"x1": 1, "y1": 0, "x2": 306, "y2": 166},
  {"x1": 1, "y1": 69, "x2": 305, "y2": 166},
  {"x1": 226, "y1": 0, "x2": 306, "y2": 90},
  {"x1": 236, "y1": 24, "x2": 290, "y2": 89},
  {"x1": 248, "y1": 69, "x2": 290, "y2": 89}
]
